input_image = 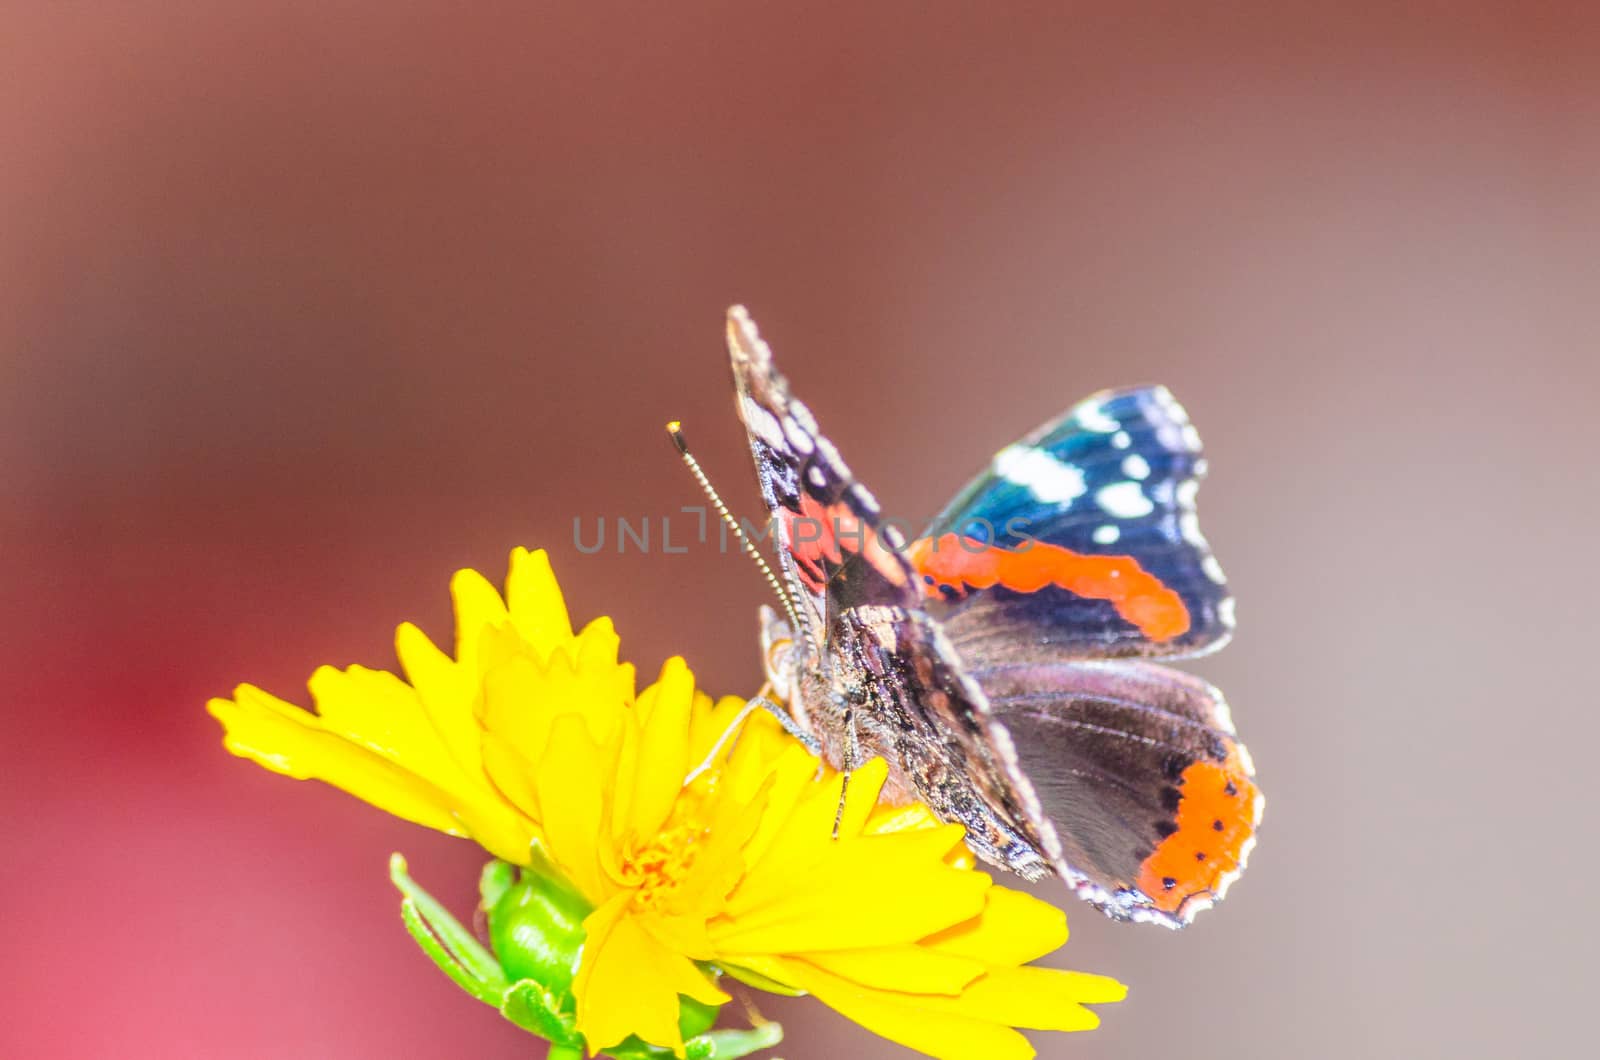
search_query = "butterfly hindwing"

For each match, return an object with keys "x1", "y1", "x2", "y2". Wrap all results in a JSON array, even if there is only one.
[
  {"x1": 914, "y1": 386, "x2": 1234, "y2": 662},
  {"x1": 971, "y1": 659, "x2": 1262, "y2": 926}
]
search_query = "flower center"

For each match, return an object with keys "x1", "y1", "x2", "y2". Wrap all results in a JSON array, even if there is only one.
[{"x1": 619, "y1": 822, "x2": 702, "y2": 910}]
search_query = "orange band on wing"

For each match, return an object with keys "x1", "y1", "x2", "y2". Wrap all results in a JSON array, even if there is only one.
[
  {"x1": 785, "y1": 494, "x2": 908, "y2": 592},
  {"x1": 908, "y1": 534, "x2": 1190, "y2": 641},
  {"x1": 1136, "y1": 749, "x2": 1261, "y2": 916}
]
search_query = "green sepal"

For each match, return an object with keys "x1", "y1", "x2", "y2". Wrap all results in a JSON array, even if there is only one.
[
  {"x1": 500, "y1": 980, "x2": 580, "y2": 1043},
  {"x1": 479, "y1": 858, "x2": 518, "y2": 911},
  {"x1": 677, "y1": 993, "x2": 720, "y2": 1040},
  {"x1": 690, "y1": 1023, "x2": 786, "y2": 1058},
  {"x1": 392, "y1": 854, "x2": 585, "y2": 1050},
  {"x1": 392, "y1": 854, "x2": 508, "y2": 1005}
]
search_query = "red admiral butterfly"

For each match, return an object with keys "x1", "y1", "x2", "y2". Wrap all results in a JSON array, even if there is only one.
[{"x1": 723, "y1": 306, "x2": 1261, "y2": 928}]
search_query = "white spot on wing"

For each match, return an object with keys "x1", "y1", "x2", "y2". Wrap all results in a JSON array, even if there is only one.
[
  {"x1": 1202, "y1": 553, "x2": 1227, "y2": 584},
  {"x1": 1209, "y1": 679, "x2": 1237, "y2": 731},
  {"x1": 1146, "y1": 386, "x2": 1204, "y2": 452},
  {"x1": 1176, "y1": 479, "x2": 1214, "y2": 550},
  {"x1": 1122, "y1": 454, "x2": 1151, "y2": 480},
  {"x1": 1112, "y1": 430, "x2": 1132, "y2": 449},
  {"x1": 993, "y1": 444, "x2": 1087, "y2": 503},
  {"x1": 1236, "y1": 741, "x2": 1258, "y2": 778},
  {"x1": 742, "y1": 402, "x2": 787, "y2": 449},
  {"x1": 1076, "y1": 400, "x2": 1119, "y2": 433},
  {"x1": 1092, "y1": 524, "x2": 1121, "y2": 545},
  {"x1": 1095, "y1": 481, "x2": 1154, "y2": 518},
  {"x1": 1151, "y1": 385, "x2": 1190, "y2": 423},
  {"x1": 783, "y1": 415, "x2": 815, "y2": 455}
]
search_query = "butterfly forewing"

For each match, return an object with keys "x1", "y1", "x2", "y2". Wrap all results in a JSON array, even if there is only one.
[
  {"x1": 727, "y1": 307, "x2": 917, "y2": 639},
  {"x1": 917, "y1": 385, "x2": 1234, "y2": 662}
]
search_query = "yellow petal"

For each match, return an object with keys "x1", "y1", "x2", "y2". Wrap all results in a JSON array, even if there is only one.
[
  {"x1": 533, "y1": 713, "x2": 609, "y2": 902},
  {"x1": 640, "y1": 910, "x2": 717, "y2": 963},
  {"x1": 390, "y1": 566, "x2": 522, "y2": 793},
  {"x1": 310, "y1": 656, "x2": 546, "y2": 862},
  {"x1": 575, "y1": 893, "x2": 729, "y2": 1056},
  {"x1": 737, "y1": 957, "x2": 1037, "y2": 1060},
  {"x1": 449, "y1": 566, "x2": 510, "y2": 668},
  {"x1": 445, "y1": 797, "x2": 541, "y2": 866},
  {"x1": 916, "y1": 965, "x2": 1127, "y2": 1030},
  {"x1": 725, "y1": 743, "x2": 820, "y2": 870},
  {"x1": 575, "y1": 894, "x2": 682, "y2": 1055},
  {"x1": 735, "y1": 755, "x2": 892, "y2": 890},
  {"x1": 393, "y1": 620, "x2": 483, "y2": 777},
  {"x1": 863, "y1": 801, "x2": 980, "y2": 869},
  {"x1": 307, "y1": 665, "x2": 465, "y2": 790},
  {"x1": 605, "y1": 711, "x2": 644, "y2": 854},
  {"x1": 574, "y1": 615, "x2": 625, "y2": 673},
  {"x1": 626, "y1": 659, "x2": 696, "y2": 839},
  {"x1": 923, "y1": 886, "x2": 1068, "y2": 968},
  {"x1": 686, "y1": 693, "x2": 752, "y2": 769},
  {"x1": 802, "y1": 944, "x2": 986, "y2": 995},
  {"x1": 504, "y1": 547, "x2": 575, "y2": 657},
  {"x1": 670, "y1": 771, "x2": 769, "y2": 915},
  {"x1": 208, "y1": 686, "x2": 461, "y2": 835},
  {"x1": 782, "y1": 756, "x2": 889, "y2": 849},
  {"x1": 479, "y1": 730, "x2": 544, "y2": 825},
  {"x1": 713, "y1": 824, "x2": 989, "y2": 955},
  {"x1": 477, "y1": 654, "x2": 560, "y2": 810},
  {"x1": 475, "y1": 633, "x2": 630, "y2": 773}
]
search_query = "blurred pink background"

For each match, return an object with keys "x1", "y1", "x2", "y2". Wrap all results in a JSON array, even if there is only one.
[{"x1": 4, "y1": 3, "x2": 1597, "y2": 1058}]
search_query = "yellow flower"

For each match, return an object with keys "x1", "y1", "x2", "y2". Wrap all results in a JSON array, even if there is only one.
[{"x1": 209, "y1": 548, "x2": 1126, "y2": 1060}]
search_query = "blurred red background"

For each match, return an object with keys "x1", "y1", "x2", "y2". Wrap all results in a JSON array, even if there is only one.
[{"x1": 4, "y1": 3, "x2": 1597, "y2": 1058}]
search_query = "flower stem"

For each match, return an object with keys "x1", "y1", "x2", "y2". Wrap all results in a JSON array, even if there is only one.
[{"x1": 547, "y1": 1044, "x2": 583, "y2": 1060}]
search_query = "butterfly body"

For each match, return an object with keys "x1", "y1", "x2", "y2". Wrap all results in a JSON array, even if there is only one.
[
  {"x1": 759, "y1": 601, "x2": 1056, "y2": 880},
  {"x1": 728, "y1": 307, "x2": 1261, "y2": 928}
]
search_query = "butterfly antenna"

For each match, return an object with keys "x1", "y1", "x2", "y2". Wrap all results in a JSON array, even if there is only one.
[{"x1": 666, "y1": 421, "x2": 807, "y2": 640}]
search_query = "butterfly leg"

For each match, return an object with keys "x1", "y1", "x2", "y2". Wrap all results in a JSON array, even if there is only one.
[
  {"x1": 831, "y1": 703, "x2": 859, "y2": 839},
  {"x1": 683, "y1": 686, "x2": 820, "y2": 787},
  {"x1": 755, "y1": 694, "x2": 823, "y2": 755}
]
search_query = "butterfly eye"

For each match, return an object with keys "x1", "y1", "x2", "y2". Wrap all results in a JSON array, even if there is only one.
[{"x1": 764, "y1": 635, "x2": 795, "y2": 681}]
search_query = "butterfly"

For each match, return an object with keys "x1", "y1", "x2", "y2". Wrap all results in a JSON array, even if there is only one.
[{"x1": 725, "y1": 306, "x2": 1262, "y2": 928}]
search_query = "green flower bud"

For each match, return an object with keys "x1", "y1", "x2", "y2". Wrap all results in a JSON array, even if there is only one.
[{"x1": 482, "y1": 860, "x2": 592, "y2": 997}]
